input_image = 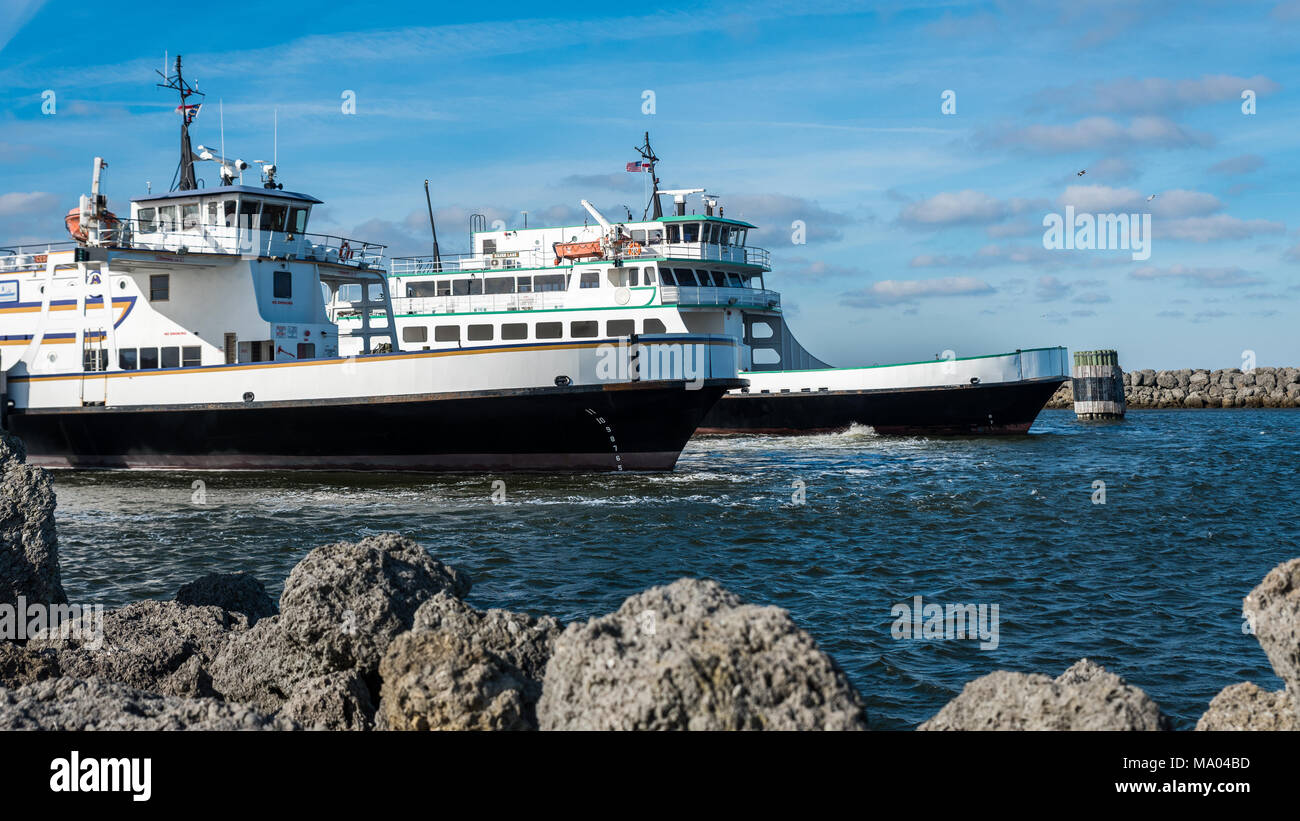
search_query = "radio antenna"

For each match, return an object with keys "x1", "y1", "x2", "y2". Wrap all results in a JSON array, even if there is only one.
[{"x1": 156, "y1": 53, "x2": 204, "y2": 191}]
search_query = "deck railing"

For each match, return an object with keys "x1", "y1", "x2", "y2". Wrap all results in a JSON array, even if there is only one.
[
  {"x1": 659, "y1": 285, "x2": 780, "y2": 308},
  {"x1": 2, "y1": 222, "x2": 385, "y2": 270},
  {"x1": 119, "y1": 220, "x2": 385, "y2": 267}
]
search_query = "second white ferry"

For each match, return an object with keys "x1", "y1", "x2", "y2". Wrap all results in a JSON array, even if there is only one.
[{"x1": 340, "y1": 135, "x2": 1068, "y2": 435}]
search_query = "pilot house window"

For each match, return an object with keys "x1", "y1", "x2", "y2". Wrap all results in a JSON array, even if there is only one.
[
  {"x1": 273, "y1": 270, "x2": 293, "y2": 300},
  {"x1": 149, "y1": 274, "x2": 169, "y2": 302}
]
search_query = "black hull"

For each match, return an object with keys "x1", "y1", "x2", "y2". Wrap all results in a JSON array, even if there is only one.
[
  {"x1": 7, "y1": 380, "x2": 741, "y2": 472},
  {"x1": 698, "y1": 377, "x2": 1067, "y2": 435}
]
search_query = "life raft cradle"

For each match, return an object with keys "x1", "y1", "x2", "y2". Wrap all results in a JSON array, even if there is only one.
[{"x1": 551, "y1": 239, "x2": 642, "y2": 266}]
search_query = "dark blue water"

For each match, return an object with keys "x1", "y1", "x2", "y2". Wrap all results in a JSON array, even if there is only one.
[{"x1": 50, "y1": 409, "x2": 1298, "y2": 729}]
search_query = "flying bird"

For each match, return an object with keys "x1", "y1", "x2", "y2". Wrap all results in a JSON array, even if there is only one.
[
  {"x1": 1147, "y1": 194, "x2": 1157, "y2": 201},
  {"x1": 1077, "y1": 169, "x2": 1086, "y2": 176}
]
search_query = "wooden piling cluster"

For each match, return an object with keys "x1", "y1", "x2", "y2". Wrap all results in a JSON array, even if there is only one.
[{"x1": 1072, "y1": 350, "x2": 1125, "y2": 420}]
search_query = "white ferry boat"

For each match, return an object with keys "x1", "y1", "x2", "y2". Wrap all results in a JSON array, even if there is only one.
[
  {"x1": 0, "y1": 62, "x2": 742, "y2": 471},
  {"x1": 342, "y1": 135, "x2": 1068, "y2": 435}
]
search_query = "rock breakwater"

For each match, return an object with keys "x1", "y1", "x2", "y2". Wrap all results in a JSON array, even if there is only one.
[{"x1": 1047, "y1": 367, "x2": 1300, "y2": 409}]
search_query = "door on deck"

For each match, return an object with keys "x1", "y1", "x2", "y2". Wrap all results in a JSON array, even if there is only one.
[{"x1": 80, "y1": 333, "x2": 108, "y2": 405}]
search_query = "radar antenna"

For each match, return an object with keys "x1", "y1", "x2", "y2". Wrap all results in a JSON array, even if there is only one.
[{"x1": 634, "y1": 132, "x2": 662, "y2": 220}]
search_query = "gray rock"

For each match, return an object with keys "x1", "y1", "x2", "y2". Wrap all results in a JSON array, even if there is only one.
[
  {"x1": 537, "y1": 578, "x2": 868, "y2": 731},
  {"x1": 0, "y1": 677, "x2": 295, "y2": 730},
  {"x1": 280, "y1": 671, "x2": 374, "y2": 731},
  {"x1": 212, "y1": 534, "x2": 467, "y2": 713},
  {"x1": 0, "y1": 431, "x2": 65, "y2": 608},
  {"x1": 378, "y1": 629, "x2": 532, "y2": 731},
  {"x1": 209, "y1": 615, "x2": 322, "y2": 713},
  {"x1": 412, "y1": 592, "x2": 560, "y2": 684},
  {"x1": 27, "y1": 600, "x2": 247, "y2": 698},
  {"x1": 0, "y1": 642, "x2": 60, "y2": 688},
  {"x1": 374, "y1": 594, "x2": 561, "y2": 731},
  {"x1": 1242, "y1": 558, "x2": 1300, "y2": 716},
  {"x1": 1196, "y1": 682, "x2": 1297, "y2": 731},
  {"x1": 1156, "y1": 373, "x2": 1177, "y2": 389},
  {"x1": 278, "y1": 533, "x2": 470, "y2": 677},
  {"x1": 175, "y1": 572, "x2": 277, "y2": 625},
  {"x1": 918, "y1": 659, "x2": 1170, "y2": 731}
]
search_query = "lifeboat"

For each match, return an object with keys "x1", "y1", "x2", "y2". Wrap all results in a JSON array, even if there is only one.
[
  {"x1": 552, "y1": 240, "x2": 603, "y2": 265},
  {"x1": 65, "y1": 206, "x2": 120, "y2": 242}
]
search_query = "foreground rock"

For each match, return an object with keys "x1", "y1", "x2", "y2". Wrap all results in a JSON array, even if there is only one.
[
  {"x1": 1196, "y1": 683, "x2": 1298, "y2": 731},
  {"x1": 0, "y1": 642, "x2": 60, "y2": 687},
  {"x1": 212, "y1": 534, "x2": 469, "y2": 718},
  {"x1": 537, "y1": 578, "x2": 868, "y2": 731},
  {"x1": 919, "y1": 659, "x2": 1170, "y2": 731},
  {"x1": 24, "y1": 599, "x2": 247, "y2": 698},
  {"x1": 380, "y1": 629, "x2": 532, "y2": 731},
  {"x1": 280, "y1": 671, "x2": 374, "y2": 731},
  {"x1": 175, "y1": 572, "x2": 277, "y2": 625},
  {"x1": 1242, "y1": 558, "x2": 1300, "y2": 716},
  {"x1": 0, "y1": 677, "x2": 294, "y2": 730},
  {"x1": 0, "y1": 431, "x2": 65, "y2": 608},
  {"x1": 378, "y1": 593, "x2": 561, "y2": 731}
]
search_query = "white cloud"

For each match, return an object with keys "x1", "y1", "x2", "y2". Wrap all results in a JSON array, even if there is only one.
[
  {"x1": 1039, "y1": 75, "x2": 1281, "y2": 115},
  {"x1": 1129, "y1": 265, "x2": 1265, "y2": 287},
  {"x1": 0, "y1": 191, "x2": 58, "y2": 217},
  {"x1": 992, "y1": 116, "x2": 1214, "y2": 153},
  {"x1": 1208, "y1": 154, "x2": 1266, "y2": 175},
  {"x1": 1156, "y1": 215, "x2": 1285, "y2": 242},
  {"x1": 898, "y1": 190, "x2": 1007, "y2": 227},
  {"x1": 841, "y1": 276, "x2": 995, "y2": 308}
]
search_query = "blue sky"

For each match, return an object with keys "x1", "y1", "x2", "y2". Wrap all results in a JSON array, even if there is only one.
[{"x1": 2, "y1": 0, "x2": 1297, "y2": 369}]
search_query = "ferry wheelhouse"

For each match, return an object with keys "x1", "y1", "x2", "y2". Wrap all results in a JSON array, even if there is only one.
[
  {"x1": 0, "y1": 61, "x2": 742, "y2": 471},
  {"x1": 344, "y1": 136, "x2": 1067, "y2": 436}
]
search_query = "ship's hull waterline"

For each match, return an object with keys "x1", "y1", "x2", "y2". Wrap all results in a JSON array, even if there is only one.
[
  {"x1": 8, "y1": 379, "x2": 742, "y2": 472},
  {"x1": 698, "y1": 376, "x2": 1067, "y2": 435}
]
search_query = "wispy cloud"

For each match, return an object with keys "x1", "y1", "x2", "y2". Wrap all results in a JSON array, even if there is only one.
[
  {"x1": 841, "y1": 276, "x2": 995, "y2": 308},
  {"x1": 988, "y1": 116, "x2": 1214, "y2": 153},
  {"x1": 1129, "y1": 264, "x2": 1265, "y2": 287}
]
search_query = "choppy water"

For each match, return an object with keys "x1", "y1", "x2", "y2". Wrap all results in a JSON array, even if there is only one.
[{"x1": 50, "y1": 409, "x2": 1298, "y2": 729}]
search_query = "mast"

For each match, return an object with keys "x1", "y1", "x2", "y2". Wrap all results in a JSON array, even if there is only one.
[
  {"x1": 635, "y1": 132, "x2": 662, "y2": 220},
  {"x1": 423, "y1": 180, "x2": 442, "y2": 269},
  {"x1": 157, "y1": 55, "x2": 204, "y2": 191}
]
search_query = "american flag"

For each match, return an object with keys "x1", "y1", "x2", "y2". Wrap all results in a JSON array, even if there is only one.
[{"x1": 626, "y1": 161, "x2": 650, "y2": 172}]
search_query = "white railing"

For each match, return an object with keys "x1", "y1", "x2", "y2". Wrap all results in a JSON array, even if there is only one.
[
  {"x1": 85, "y1": 220, "x2": 385, "y2": 268},
  {"x1": 659, "y1": 286, "x2": 780, "y2": 308},
  {"x1": 390, "y1": 249, "x2": 550, "y2": 276},
  {"x1": 633, "y1": 242, "x2": 769, "y2": 268},
  {"x1": 0, "y1": 242, "x2": 80, "y2": 271},
  {"x1": 378, "y1": 291, "x2": 573, "y2": 316},
  {"x1": 389, "y1": 241, "x2": 771, "y2": 277}
]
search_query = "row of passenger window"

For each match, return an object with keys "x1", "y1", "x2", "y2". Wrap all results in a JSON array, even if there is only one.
[
  {"x1": 661, "y1": 269, "x2": 751, "y2": 288},
  {"x1": 407, "y1": 273, "x2": 571, "y2": 298},
  {"x1": 117, "y1": 345, "x2": 203, "y2": 371},
  {"x1": 402, "y1": 318, "x2": 669, "y2": 344}
]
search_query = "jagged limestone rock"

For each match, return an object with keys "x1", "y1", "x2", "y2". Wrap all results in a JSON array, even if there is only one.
[
  {"x1": 0, "y1": 431, "x2": 65, "y2": 608},
  {"x1": 918, "y1": 659, "x2": 1170, "y2": 731},
  {"x1": 537, "y1": 578, "x2": 868, "y2": 731},
  {"x1": 0, "y1": 677, "x2": 295, "y2": 730},
  {"x1": 1196, "y1": 682, "x2": 1297, "y2": 731},
  {"x1": 175, "y1": 572, "x2": 278, "y2": 625}
]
